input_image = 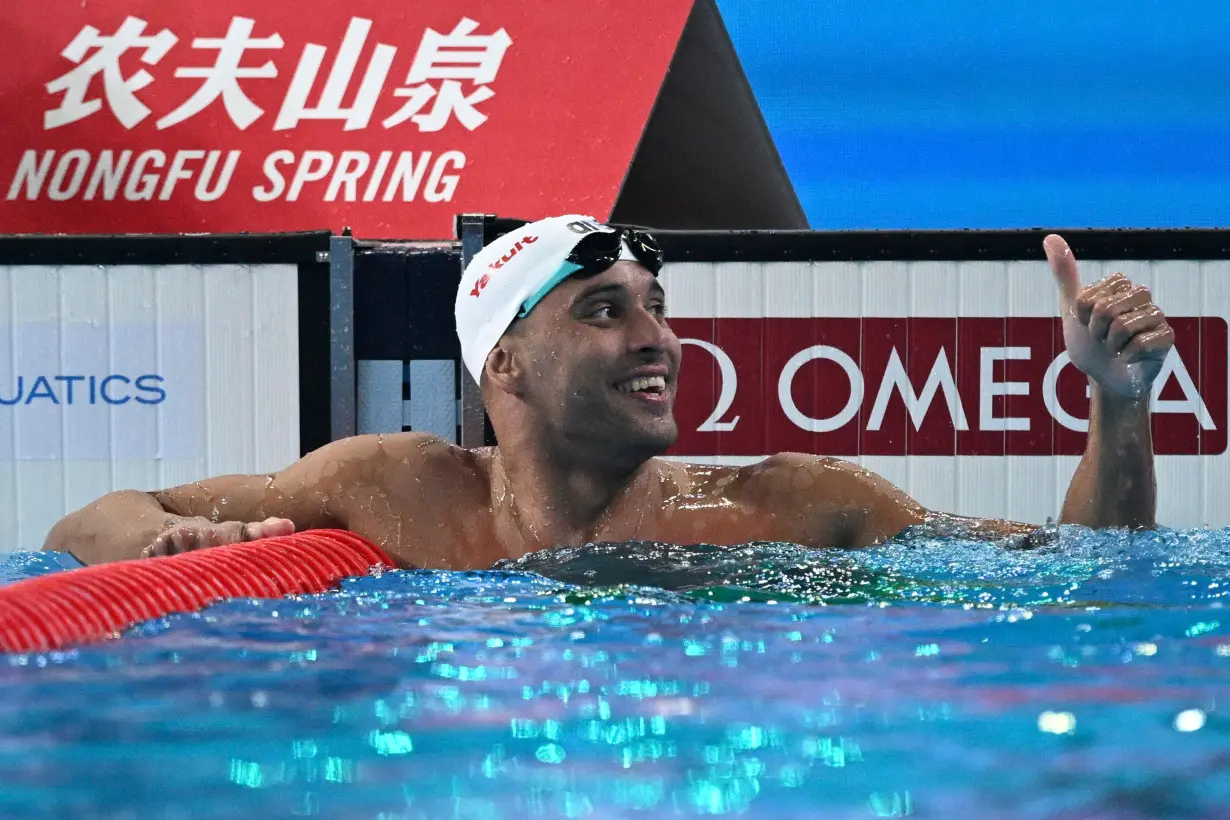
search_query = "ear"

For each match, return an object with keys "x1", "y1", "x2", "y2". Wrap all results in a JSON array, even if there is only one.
[{"x1": 484, "y1": 338, "x2": 523, "y2": 396}]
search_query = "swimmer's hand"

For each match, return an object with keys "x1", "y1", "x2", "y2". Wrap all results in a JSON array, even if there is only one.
[
  {"x1": 1045, "y1": 234, "x2": 1175, "y2": 399},
  {"x1": 141, "y1": 516, "x2": 296, "y2": 558}
]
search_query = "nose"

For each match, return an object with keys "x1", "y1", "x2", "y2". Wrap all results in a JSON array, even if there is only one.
[{"x1": 626, "y1": 303, "x2": 671, "y2": 355}]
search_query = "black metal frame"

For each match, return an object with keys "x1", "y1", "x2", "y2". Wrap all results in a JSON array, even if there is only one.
[
  {"x1": 455, "y1": 216, "x2": 489, "y2": 448},
  {"x1": 0, "y1": 232, "x2": 337, "y2": 457},
  {"x1": 348, "y1": 238, "x2": 467, "y2": 444},
  {"x1": 0, "y1": 232, "x2": 330, "y2": 266},
  {"x1": 465, "y1": 215, "x2": 1230, "y2": 262},
  {"x1": 649, "y1": 228, "x2": 1230, "y2": 262}
]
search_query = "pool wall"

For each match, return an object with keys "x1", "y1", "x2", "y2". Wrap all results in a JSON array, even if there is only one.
[{"x1": 0, "y1": 233, "x2": 327, "y2": 549}]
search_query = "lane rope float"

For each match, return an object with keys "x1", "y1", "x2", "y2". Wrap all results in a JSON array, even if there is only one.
[{"x1": 0, "y1": 530, "x2": 395, "y2": 652}]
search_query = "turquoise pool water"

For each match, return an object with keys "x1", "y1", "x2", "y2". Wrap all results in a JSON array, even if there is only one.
[{"x1": 1, "y1": 527, "x2": 1229, "y2": 818}]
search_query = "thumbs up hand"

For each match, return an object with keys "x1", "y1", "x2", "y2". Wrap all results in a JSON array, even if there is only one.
[{"x1": 1044, "y1": 234, "x2": 1175, "y2": 400}]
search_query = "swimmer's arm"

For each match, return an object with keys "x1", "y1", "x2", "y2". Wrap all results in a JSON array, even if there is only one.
[
  {"x1": 42, "y1": 440, "x2": 351, "y2": 565},
  {"x1": 886, "y1": 511, "x2": 1052, "y2": 548},
  {"x1": 761, "y1": 454, "x2": 1045, "y2": 549},
  {"x1": 1057, "y1": 386, "x2": 1156, "y2": 529},
  {"x1": 867, "y1": 404, "x2": 1151, "y2": 546}
]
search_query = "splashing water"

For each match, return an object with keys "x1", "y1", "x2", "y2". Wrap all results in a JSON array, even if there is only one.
[{"x1": 2, "y1": 526, "x2": 1230, "y2": 819}]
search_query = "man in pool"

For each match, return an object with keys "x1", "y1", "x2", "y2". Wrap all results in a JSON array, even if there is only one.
[{"x1": 44, "y1": 215, "x2": 1176, "y2": 567}]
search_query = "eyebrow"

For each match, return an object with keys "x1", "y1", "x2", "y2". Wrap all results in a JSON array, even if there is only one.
[
  {"x1": 573, "y1": 281, "x2": 667, "y2": 306},
  {"x1": 574, "y1": 284, "x2": 622, "y2": 304}
]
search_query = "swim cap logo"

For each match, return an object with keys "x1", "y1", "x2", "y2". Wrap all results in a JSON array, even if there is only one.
[
  {"x1": 565, "y1": 219, "x2": 608, "y2": 235},
  {"x1": 470, "y1": 234, "x2": 538, "y2": 298}
]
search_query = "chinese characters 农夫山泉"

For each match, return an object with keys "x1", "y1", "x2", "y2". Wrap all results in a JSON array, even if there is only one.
[{"x1": 43, "y1": 15, "x2": 513, "y2": 134}]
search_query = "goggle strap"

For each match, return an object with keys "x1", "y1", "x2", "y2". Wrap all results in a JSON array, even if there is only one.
[{"x1": 518, "y1": 260, "x2": 584, "y2": 317}]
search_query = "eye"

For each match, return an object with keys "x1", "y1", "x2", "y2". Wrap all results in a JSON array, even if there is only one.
[
  {"x1": 649, "y1": 302, "x2": 668, "y2": 318},
  {"x1": 589, "y1": 304, "x2": 617, "y2": 320}
]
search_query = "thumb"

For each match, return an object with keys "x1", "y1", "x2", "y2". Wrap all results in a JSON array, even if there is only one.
[{"x1": 1043, "y1": 234, "x2": 1081, "y2": 307}]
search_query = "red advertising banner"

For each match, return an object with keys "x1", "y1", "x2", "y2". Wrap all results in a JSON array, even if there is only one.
[
  {"x1": 0, "y1": 1, "x2": 692, "y2": 237},
  {"x1": 668, "y1": 317, "x2": 1227, "y2": 457}
]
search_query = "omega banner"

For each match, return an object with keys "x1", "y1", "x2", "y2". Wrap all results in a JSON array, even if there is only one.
[
  {"x1": 663, "y1": 258, "x2": 1229, "y2": 460},
  {"x1": 0, "y1": 0, "x2": 691, "y2": 237},
  {"x1": 670, "y1": 317, "x2": 1224, "y2": 457}
]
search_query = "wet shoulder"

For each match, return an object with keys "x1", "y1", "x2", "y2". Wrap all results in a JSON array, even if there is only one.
[
  {"x1": 661, "y1": 454, "x2": 925, "y2": 547},
  {"x1": 661, "y1": 457, "x2": 816, "y2": 504},
  {"x1": 667, "y1": 459, "x2": 747, "y2": 494},
  {"x1": 302, "y1": 432, "x2": 487, "y2": 494},
  {"x1": 675, "y1": 453, "x2": 916, "y2": 515},
  {"x1": 732, "y1": 453, "x2": 919, "y2": 506},
  {"x1": 672, "y1": 454, "x2": 859, "y2": 501}
]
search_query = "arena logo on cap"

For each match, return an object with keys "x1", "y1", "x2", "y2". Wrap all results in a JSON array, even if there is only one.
[
  {"x1": 565, "y1": 219, "x2": 611, "y2": 235},
  {"x1": 469, "y1": 234, "x2": 537, "y2": 297}
]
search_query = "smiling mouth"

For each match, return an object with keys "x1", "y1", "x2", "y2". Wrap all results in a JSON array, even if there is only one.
[{"x1": 614, "y1": 375, "x2": 667, "y2": 396}]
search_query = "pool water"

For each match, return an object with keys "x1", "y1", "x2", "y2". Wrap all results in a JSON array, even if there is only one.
[{"x1": 2, "y1": 528, "x2": 1230, "y2": 819}]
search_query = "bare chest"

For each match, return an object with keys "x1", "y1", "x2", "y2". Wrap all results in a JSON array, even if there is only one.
[{"x1": 331, "y1": 467, "x2": 834, "y2": 570}]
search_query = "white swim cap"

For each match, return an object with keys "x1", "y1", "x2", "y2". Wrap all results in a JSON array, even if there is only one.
[{"x1": 455, "y1": 214, "x2": 644, "y2": 385}]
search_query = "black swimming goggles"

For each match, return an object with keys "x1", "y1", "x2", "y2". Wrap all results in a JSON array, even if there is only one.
[
  {"x1": 566, "y1": 226, "x2": 664, "y2": 277},
  {"x1": 518, "y1": 226, "x2": 664, "y2": 317}
]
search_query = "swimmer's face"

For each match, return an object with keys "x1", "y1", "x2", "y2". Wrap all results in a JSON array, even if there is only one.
[{"x1": 511, "y1": 260, "x2": 681, "y2": 454}]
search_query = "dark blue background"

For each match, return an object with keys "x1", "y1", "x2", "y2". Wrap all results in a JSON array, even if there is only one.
[{"x1": 716, "y1": 0, "x2": 1230, "y2": 229}]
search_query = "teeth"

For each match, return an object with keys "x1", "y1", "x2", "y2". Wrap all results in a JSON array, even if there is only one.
[{"x1": 616, "y1": 376, "x2": 666, "y2": 393}]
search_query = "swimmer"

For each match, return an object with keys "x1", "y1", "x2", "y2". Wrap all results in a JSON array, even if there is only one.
[{"x1": 44, "y1": 216, "x2": 1176, "y2": 567}]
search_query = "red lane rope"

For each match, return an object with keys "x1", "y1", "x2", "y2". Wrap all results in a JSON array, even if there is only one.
[{"x1": 0, "y1": 530, "x2": 396, "y2": 653}]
